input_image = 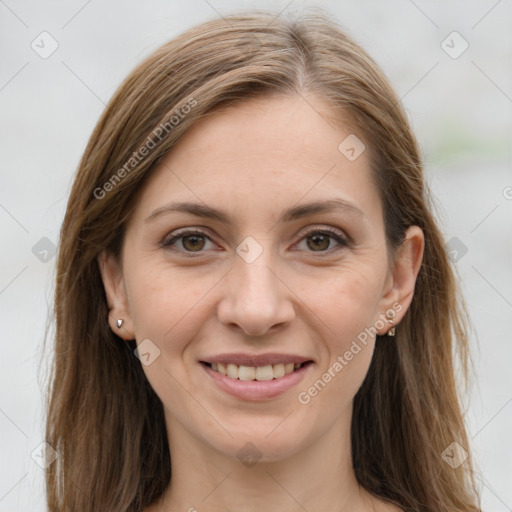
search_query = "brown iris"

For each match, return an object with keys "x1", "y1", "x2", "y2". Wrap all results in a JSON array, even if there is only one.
[
  {"x1": 306, "y1": 233, "x2": 330, "y2": 251},
  {"x1": 182, "y1": 235, "x2": 206, "y2": 251}
]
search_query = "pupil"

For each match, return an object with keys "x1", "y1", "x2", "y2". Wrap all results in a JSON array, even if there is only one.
[
  {"x1": 308, "y1": 234, "x2": 329, "y2": 251},
  {"x1": 183, "y1": 235, "x2": 205, "y2": 251}
]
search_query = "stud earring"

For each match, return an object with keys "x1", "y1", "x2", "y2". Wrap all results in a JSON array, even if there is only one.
[
  {"x1": 385, "y1": 311, "x2": 396, "y2": 337},
  {"x1": 116, "y1": 319, "x2": 124, "y2": 328}
]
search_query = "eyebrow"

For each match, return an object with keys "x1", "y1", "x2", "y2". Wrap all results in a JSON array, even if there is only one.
[{"x1": 145, "y1": 198, "x2": 366, "y2": 224}]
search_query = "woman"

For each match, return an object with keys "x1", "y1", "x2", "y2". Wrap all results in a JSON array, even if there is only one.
[{"x1": 45, "y1": 10, "x2": 482, "y2": 512}]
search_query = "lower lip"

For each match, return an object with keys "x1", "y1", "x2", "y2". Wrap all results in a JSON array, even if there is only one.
[{"x1": 201, "y1": 362, "x2": 312, "y2": 401}]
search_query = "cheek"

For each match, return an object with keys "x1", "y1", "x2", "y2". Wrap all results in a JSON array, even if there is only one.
[
  {"x1": 124, "y1": 264, "x2": 219, "y2": 411},
  {"x1": 297, "y1": 262, "x2": 384, "y2": 345},
  {"x1": 293, "y1": 264, "x2": 383, "y2": 407},
  {"x1": 126, "y1": 262, "x2": 218, "y2": 344}
]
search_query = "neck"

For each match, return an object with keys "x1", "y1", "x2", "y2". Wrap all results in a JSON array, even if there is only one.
[{"x1": 156, "y1": 406, "x2": 375, "y2": 512}]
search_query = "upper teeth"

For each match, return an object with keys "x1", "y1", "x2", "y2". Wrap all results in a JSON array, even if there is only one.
[{"x1": 211, "y1": 362, "x2": 301, "y2": 381}]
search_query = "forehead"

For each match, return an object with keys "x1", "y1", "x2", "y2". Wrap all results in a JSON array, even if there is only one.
[{"x1": 132, "y1": 94, "x2": 382, "y2": 226}]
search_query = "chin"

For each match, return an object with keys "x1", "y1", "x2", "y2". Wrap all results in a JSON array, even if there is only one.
[{"x1": 204, "y1": 421, "x2": 316, "y2": 465}]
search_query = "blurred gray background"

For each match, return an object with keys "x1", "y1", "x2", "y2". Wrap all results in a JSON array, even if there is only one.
[{"x1": 1, "y1": 1, "x2": 511, "y2": 510}]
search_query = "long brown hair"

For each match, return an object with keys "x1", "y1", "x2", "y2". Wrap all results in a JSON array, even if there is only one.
[{"x1": 45, "y1": 10, "x2": 482, "y2": 511}]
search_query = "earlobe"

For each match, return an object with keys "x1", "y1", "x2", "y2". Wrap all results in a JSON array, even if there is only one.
[
  {"x1": 378, "y1": 226, "x2": 425, "y2": 335},
  {"x1": 97, "y1": 251, "x2": 135, "y2": 340}
]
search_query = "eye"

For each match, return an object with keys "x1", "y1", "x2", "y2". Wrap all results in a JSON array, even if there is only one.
[
  {"x1": 294, "y1": 227, "x2": 349, "y2": 253},
  {"x1": 162, "y1": 228, "x2": 216, "y2": 254},
  {"x1": 162, "y1": 226, "x2": 349, "y2": 256}
]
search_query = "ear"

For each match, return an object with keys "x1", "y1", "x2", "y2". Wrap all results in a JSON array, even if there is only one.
[
  {"x1": 97, "y1": 251, "x2": 135, "y2": 340},
  {"x1": 377, "y1": 225, "x2": 424, "y2": 335}
]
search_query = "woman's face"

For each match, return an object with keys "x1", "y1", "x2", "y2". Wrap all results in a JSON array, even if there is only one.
[{"x1": 101, "y1": 94, "x2": 420, "y2": 462}]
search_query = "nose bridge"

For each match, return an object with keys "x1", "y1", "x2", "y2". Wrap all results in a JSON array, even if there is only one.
[{"x1": 217, "y1": 236, "x2": 295, "y2": 336}]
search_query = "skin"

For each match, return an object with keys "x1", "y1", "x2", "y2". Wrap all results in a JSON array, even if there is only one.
[{"x1": 99, "y1": 93, "x2": 424, "y2": 512}]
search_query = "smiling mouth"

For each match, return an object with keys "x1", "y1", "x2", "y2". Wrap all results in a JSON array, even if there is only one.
[{"x1": 200, "y1": 361, "x2": 313, "y2": 381}]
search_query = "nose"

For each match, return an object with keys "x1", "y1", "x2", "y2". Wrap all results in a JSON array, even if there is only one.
[{"x1": 217, "y1": 249, "x2": 296, "y2": 337}]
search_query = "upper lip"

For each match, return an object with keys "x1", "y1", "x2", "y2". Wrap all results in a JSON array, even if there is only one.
[{"x1": 201, "y1": 353, "x2": 313, "y2": 367}]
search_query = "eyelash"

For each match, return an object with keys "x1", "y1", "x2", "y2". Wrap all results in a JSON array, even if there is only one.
[{"x1": 161, "y1": 226, "x2": 349, "y2": 256}]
